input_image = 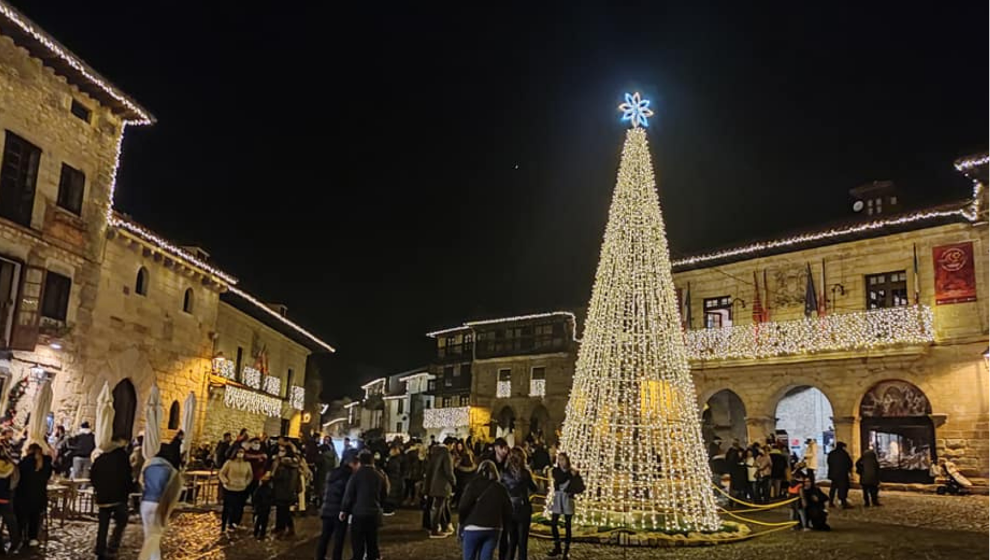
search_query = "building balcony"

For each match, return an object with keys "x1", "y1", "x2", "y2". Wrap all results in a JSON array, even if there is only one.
[{"x1": 685, "y1": 305, "x2": 934, "y2": 362}]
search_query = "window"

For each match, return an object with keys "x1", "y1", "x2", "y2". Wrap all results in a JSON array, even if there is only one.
[
  {"x1": 285, "y1": 368, "x2": 294, "y2": 398},
  {"x1": 497, "y1": 368, "x2": 511, "y2": 398},
  {"x1": 396, "y1": 422, "x2": 403, "y2": 433},
  {"x1": 459, "y1": 363, "x2": 471, "y2": 377},
  {"x1": 182, "y1": 288, "x2": 194, "y2": 313},
  {"x1": 704, "y1": 296, "x2": 733, "y2": 329},
  {"x1": 443, "y1": 365, "x2": 454, "y2": 387},
  {"x1": 167, "y1": 401, "x2": 180, "y2": 430},
  {"x1": 0, "y1": 131, "x2": 41, "y2": 227},
  {"x1": 397, "y1": 399, "x2": 404, "y2": 414},
  {"x1": 459, "y1": 395, "x2": 470, "y2": 406},
  {"x1": 530, "y1": 367, "x2": 546, "y2": 397},
  {"x1": 442, "y1": 397, "x2": 452, "y2": 408},
  {"x1": 235, "y1": 347, "x2": 243, "y2": 380},
  {"x1": 56, "y1": 163, "x2": 85, "y2": 216},
  {"x1": 135, "y1": 267, "x2": 148, "y2": 296},
  {"x1": 866, "y1": 271, "x2": 908, "y2": 309},
  {"x1": 40, "y1": 271, "x2": 71, "y2": 322},
  {"x1": 70, "y1": 99, "x2": 91, "y2": 123}
]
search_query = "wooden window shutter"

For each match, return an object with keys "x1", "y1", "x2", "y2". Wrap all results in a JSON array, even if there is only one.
[{"x1": 11, "y1": 267, "x2": 44, "y2": 350}]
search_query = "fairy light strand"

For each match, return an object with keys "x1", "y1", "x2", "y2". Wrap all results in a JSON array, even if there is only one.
[
  {"x1": 558, "y1": 127, "x2": 720, "y2": 532},
  {"x1": 223, "y1": 385, "x2": 281, "y2": 418},
  {"x1": 423, "y1": 406, "x2": 470, "y2": 429}
]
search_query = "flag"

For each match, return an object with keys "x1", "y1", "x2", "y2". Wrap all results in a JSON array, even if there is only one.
[
  {"x1": 913, "y1": 243, "x2": 920, "y2": 304},
  {"x1": 804, "y1": 263, "x2": 818, "y2": 318},
  {"x1": 819, "y1": 259, "x2": 828, "y2": 316},
  {"x1": 763, "y1": 269, "x2": 771, "y2": 322},
  {"x1": 752, "y1": 271, "x2": 766, "y2": 323}
]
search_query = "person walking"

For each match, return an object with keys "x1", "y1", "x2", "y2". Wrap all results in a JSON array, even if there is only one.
[
  {"x1": 403, "y1": 442, "x2": 424, "y2": 507},
  {"x1": 67, "y1": 421, "x2": 96, "y2": 480},
  {"x1": 340, "y1": 450, "x2": 387, "y2": 560},
  {"x1": 138, "y1": 448, "x2": 182, "y2": 560},
  {"x1": 271, "y1": 446, "x2": 302, "y2": 537},
  {"x1": 453, "y1": 440, "x2": 477, "y2": 505},
  {"x1": 547, "y1": 452, "x2": 583, "y2": 559},
  {"x1": 315, "y1": 437, "x2": 338, "y2": 507},
  {"x1": 458, "y1": 460, "x2": 512, "y2": 560},
  {"x1": 424, "y1": 439, "x2": 455, "y2": 538},
  {"x1": 856, "y1": 446, "x2": 882, "y2": 507},
  {"x1": 15, "y1": 443, "x2": 51, "y2": 548},
  {"x1": 501, "y1": 447, "x2": 536, "y2": 560},
  {"x1": 316, "y1": 450, "x2": 359, "y2": 560},
  {"x1": 803, "y1": 438, "x2": 819, "y2": 483},
  {"x1": 90, "y1": 437, "x2": 132, "y2": 560},
  {"x1": 826, "y1": 442, "x2": 853, "y2": 508},
  {"x1": 219, "y1": 446, "x2": 254, "y2": 532}
]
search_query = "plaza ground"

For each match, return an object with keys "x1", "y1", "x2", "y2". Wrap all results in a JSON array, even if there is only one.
[{"x1": 25, "y1": 490, "x2": 989, "y2": 559}]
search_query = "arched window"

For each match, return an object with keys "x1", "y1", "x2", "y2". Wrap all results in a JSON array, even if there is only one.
[
  {"x1": 182, "y1": 288, "x2": 194, "y2": 313},
  {"x1": 135, "y1": 267, "x2": 149, "y2": 296},
  {"x1": 167, "y1": 400, "x2": 180, "y2": 430}
]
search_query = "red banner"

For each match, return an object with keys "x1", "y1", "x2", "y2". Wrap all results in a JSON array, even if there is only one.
[{"x1": 933, "y1": 242, "x2": 977, "y2": 305}]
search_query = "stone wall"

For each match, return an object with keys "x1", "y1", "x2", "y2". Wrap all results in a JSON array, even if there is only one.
[{"x1": 199, "y1": 386, "x2": 269, "y2": 446}]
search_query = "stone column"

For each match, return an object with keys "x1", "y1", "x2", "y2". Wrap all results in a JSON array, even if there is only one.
[
  {"x1": 745, "y1": 415, "x2": 775, "y2": 445},
  {"x1": 832, "y1": 416, "x2": 858, "y2": 458}
]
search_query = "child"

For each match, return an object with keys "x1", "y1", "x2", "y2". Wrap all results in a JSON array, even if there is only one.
[{"x1": 252, "y1": 473, "x2": 274, "y2": 540}]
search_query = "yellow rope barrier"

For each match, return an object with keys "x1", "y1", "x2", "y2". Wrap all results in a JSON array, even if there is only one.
[
  {"x1": 719, "y1": 508, "x2": 799, "y2": 528},
  {"x1": 712, "y1": 483, "x2": 798, "y2": 508}
]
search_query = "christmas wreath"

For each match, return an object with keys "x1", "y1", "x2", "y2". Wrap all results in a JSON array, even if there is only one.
[{"x1": 3, "y1": 377, "x2": 28, "y2": 423}]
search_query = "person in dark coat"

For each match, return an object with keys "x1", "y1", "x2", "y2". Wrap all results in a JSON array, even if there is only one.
[
  {"x1": 458, "y1": 460, "x2": 512, "y2": 560},
  {"x1": 383, "y1": 446, "x2": 404, "y2": 515},
  {"x1": 15, "y1": 443, "x2": 51, "y2": 547},
  {"x1": 215, "y1": 433, "x2": 232, "y2": 471},
  {"x1": 316, "y1": 450, "x2": 359, "y2": 560},
  {"x1": 340, "y1": 450, "x2": 388, "y2": 560},
  {"x1": 769, "y1": 448, "x2": 788, "y2": 500},
  {"x1": 424, "y1": 441, "x2": 455, "y2": 537},
  {"x1": 251, "y1": 473, "x2": 274, "y2": 540},
  {"x1": 826, "y1": 442, "x2": 853, "y2": 508},
  {"x1": 856, "y1": 447, "x2": 882, "y2": 507},
  {"x1": 501, "y1": 447, "x2": 537, "y2": 560},
  {"x1": 90, "y1": 438, "x2": 133, "y2": 560},
  {"x1": 800, "y1": 478, "x2": 831, "y2": 530},
  {"x1": 271, "y1": 448, "x2": 302, "y2": 537},
  {"x1": 160, "y1": 431, "x2": 184, "y2": 469},
  {"x1": 67, "y1": 422, "x2": 96, "y2": 480}
]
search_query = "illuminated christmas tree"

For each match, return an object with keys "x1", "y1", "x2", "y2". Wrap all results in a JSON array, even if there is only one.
[{"x1": 559, "y1": 93, "x2": 720, "y2": 532}]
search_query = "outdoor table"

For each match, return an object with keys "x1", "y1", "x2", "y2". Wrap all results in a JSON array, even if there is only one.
[{"x1": 183, "y1": 470, "x2": 218, "y2": 505}]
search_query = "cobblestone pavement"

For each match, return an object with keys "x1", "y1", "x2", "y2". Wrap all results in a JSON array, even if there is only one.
[{"x1": 16, "y1": 490, "x2": 989, "y2": 559}]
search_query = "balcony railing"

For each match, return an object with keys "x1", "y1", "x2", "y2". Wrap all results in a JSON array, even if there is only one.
[{"x1": 686, "y1": 305, "x2": 934, "y2": 361}]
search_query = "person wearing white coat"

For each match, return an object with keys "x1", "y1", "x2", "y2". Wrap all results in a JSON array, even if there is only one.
[{"x1": 803, "y1": 439, "x2": 819, "y2": 483}]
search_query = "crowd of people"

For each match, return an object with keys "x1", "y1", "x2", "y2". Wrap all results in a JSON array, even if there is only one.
[
  {"x1": 315, "y1": 433, "x2": 583, "y2": 560},
  {"x1": 711, "y1": 435, "x2": 884, "y2": 532}
]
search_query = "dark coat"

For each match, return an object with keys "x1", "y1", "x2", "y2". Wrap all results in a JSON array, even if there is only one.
[
  {"x1": 424, "y1": 446, "x2": 454, "y2": 498},
  {"x1": 252, "y1": 481, "x2": 273, "y2": 510},
  {"x1": 68, "y1": 431, "x2": 95, "y2": 459},
  {"x1": 214, "y1": 440, "x2": 231, "y2": 468},
  {"x1": 341, "y1": 465, "x2": 387, "y2": 518},
  {"x1": 770, "y1": 452, "x2": 788, "y2": 480},
  {"x1": 458, "y1": 476, "x2": 512, "y2": 529},
  {"x1": 272, "y1": 457, "x2": 302, "y2": 504},
  {"x1": 827, "y1": 448, "x2": 853, "y2": 483},
  {"x1": 321, "y1": 465, "x2": 352, "y2": 518},
  {"x1": 500, "y1": 468, "x2": 536, "y2": 520},
  {"x1": 16, "y1": 455, "x2": 52, "y2": 514},
  {"x1": 856, "y1": 449, "x2": 881, "y2": 486},
  {"x1": 90, "y1": 446, "x2": 132, "y2": 506},
  {"x1": 384, "y1": 454, "x2": 404, "y2": 503}
]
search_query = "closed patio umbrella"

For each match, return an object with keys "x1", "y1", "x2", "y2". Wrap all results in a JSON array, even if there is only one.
[
  {"x1": 95, "y1": 381, "x2": 115, "y2": 451},
  {"x1": 27, "y1": 378, "x2": 52, "y2": 454},
  {"x1": 143, "y1": 384, "x2": 162, "y2": 461},
  {"x1": 181, "y1": 391, "x2": 196, "y2": 460}
]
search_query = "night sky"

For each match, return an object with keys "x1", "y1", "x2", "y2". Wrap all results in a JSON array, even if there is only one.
[{"x1": 12, "y1": 2, "x2": 987, "y2": 399}]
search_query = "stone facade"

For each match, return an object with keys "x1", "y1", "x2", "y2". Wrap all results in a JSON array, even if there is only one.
[{"x1": 678, "y1": 219, "x2": 989, "y2": 481}]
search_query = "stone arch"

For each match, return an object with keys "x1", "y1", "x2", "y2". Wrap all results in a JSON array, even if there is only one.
[
  {"x1": 528, "y1": 404, "x2": 551, "y2": 442},
  {"x1": 111, "y1": 378, "x2": 137, "y2": 441},
  {"x1": 167, "y1": 400, "x2": 180, "y2": 430},
  {"x1": 702, "y1": 389, "x2": 747, "y2": 455},
  {"x1": 135, "y1": 266, "x2": 149, "y2": 296},
  {"x1": 773, "y1": 385, "x2": 835, "y2": 473},
  {"x1": 493, "y1": 405, "x2": 516, "y2": 445},
  {"x1": 858, "y1": 379, "x2": 935, "y2": 483}
]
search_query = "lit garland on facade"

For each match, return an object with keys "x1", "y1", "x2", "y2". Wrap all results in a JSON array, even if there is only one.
[
  {"x1": 111, "y1": 216, "x2": 238, "y2": 283},
  {"x1": 289, "y1": 385, "x2": 305, "y2": 410},
  {"x1": 223, "y1": 385, "x2": 281, "y2": 417},
  {"x1": 226, "y1": 286, "x2": 336, "y2": 353},
  {"x1": 558, "y1": 125, "x2": 720, "y2": 532},
  {"x1": 529, "y1": 378, "x2": 546, "y2": 397},
  {"x1": 212, "y1": 357, "x2": 235, "y2": 380},
  {"x1": 496, "y1": 380, "x2": 511, "y2": 398},
  {"x1": 263, "y1": 375, "x2": 281, "y2": 396},
  {"x1": 427, "y1": 311, "x2": 580, "y2": 341},
  {"x1": 242, "y1": 366, "x2": 261, "y2": 389},
  {"x1": 686, "y1": 305, "x2": 934, "y2": 361},
  {"x1": 423, "y1": 406, "x2": 470, "y2": 429}
]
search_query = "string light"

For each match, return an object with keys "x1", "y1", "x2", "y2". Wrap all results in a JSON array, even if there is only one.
[
  {"x1": 686, "y1": 305, "x2": 934, "y2": 361},
  {"x1": 242, "y1": 366, "x2": 261, "y2": 389},
  {"x1": 289, "y1": 386, "x2": 305, "y2": 410},
  {"x1": 427, "y1": 311, "x2": 579, "y2": 341},
  {"x1": 212, "y1": 357, "x2": 235, "y2": 380},
  {"x1": 558, "y1": 127, "x2": 720, "y2": 533},
  {"x1": 223, "y1": 385, "x2": 281, "y2": 417},
  {"x1": 529, "y1": 378, "x2": 546, "y2": 397},
  {"x1": 111, "y1": 216, "x2": 238, "y2": 283},
  {"x1": 496, "y1": 380, "x2": 511, "y2": 398},
  {"x1": 423, "y1": 406, "x2": 470, "y2": 429},
  {"x1": 226, "y1": 286, "x2": 336, "y2": 353},
  {"x1": 263, "y1": 375, "x2": 281, "y2": 396}
]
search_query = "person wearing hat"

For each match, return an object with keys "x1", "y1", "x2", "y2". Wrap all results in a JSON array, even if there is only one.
[
  {"x1": 316, "y1": 449, "x2": 360, "y2": 560},
  {"x1": 802, "y1": 438, "x2": 819, "y2": 483}
]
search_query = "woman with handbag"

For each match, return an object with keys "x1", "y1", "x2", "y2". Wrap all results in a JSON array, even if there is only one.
[
  {"x1": 458, "y1": 460, "x2": 512, "y2": 560},
  {"x1": 548, "y1": 452, "x2": 583, "y2": 559},
  {"x1": 500, "y1": 448, "x2": 536, "y2": 560}
]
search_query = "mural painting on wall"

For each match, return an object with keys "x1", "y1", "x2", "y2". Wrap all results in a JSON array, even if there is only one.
[
  {"x1": 860, "y1": 380, "x2": 931, "y2": 418},
  {"x1": 771, "y1": 266, "x2": 811, "y2": 308},
  {"x1": 933, "y1": 242, "x2": 977, "y2": 305}
]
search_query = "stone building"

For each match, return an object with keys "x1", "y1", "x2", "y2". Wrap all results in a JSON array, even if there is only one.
[
  {"x1": 423, "y1": 312, "x2": 578, "y2": 444},
  {"x1": 0, "y1": 3, "x2": 334, "y2": 447},
  {"x1": 676, "y1": 164, "x2": 988, "y2": 483}
]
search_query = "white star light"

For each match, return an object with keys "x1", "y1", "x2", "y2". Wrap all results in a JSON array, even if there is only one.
[{"x1": 618, "y1": 92, "x2": 654, "y2": 128}]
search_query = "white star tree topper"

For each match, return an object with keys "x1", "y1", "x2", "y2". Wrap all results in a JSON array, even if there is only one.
[{"x1": 618, "y1": 92, "x2": 654, "y2": 128}]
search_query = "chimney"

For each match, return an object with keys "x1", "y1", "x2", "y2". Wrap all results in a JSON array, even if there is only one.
[
  {"x1": 266, "y1": 303, "x2": 288, "y2": 317},
  {"x1": 849, "y1": 181, "x2": 899, "y2": 216}
]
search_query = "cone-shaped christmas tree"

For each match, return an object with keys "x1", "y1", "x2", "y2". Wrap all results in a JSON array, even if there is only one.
[{"x1": 559, "y1": 95, "x2": 720, "y2": 532}]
